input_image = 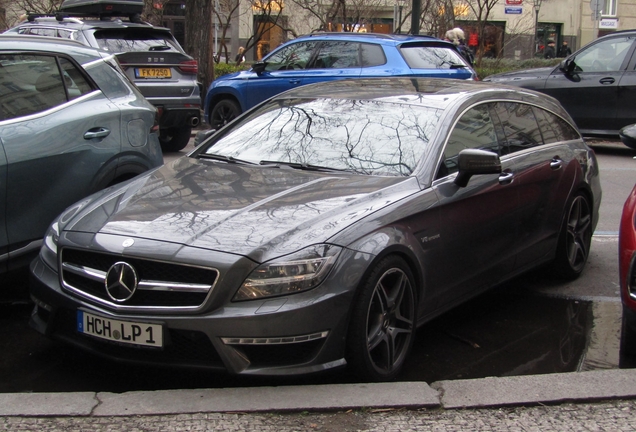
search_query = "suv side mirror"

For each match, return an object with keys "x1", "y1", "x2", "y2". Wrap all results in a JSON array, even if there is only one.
[
  {"x1": 454, "y1": 149, "x2": 502, "y2": 187},
  {"x1": 559, "y1": 58, "x2": 576, "y2": 75},
  {"x1": 252, "y1": 62, "x2": 266, "y2": 75}
]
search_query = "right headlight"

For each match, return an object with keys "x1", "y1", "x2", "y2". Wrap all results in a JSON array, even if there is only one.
[
  {"x1": 233, "y1": 244, "x2": 342, "y2": 301},
  {"x1": 40, "y1": 219, "x2": 60, "y2": 271}
]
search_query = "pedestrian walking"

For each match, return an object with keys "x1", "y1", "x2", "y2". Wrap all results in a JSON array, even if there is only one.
[
  {"x1": 558, "y1": 41, "x2": 572, "y2": 58},
  {"x1": 235, "y1": 46, "x2": 245, "y2": 65},
  {"x1": 543, "y1": 40, "x2": 556, "y2": 59},
  {"x1": 445, "y1": 27, "x2": 475, "y2": 66}
]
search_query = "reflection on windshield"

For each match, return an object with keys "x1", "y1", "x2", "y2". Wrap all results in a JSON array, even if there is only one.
[{"x1": 203, "y1": 98, "x2": 442, "y2": 176}]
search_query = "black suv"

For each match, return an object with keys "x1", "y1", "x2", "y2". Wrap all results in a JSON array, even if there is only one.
[{"x1": 6, "y1": 10, "x2": 201, "y2": 152}]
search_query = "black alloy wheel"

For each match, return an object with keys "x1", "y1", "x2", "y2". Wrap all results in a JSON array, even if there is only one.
[
  {"x1": 347, "y1": 255, "x2": 416, "y2": 381},
  {"x1": 552, "y1": 192, "x2": 593, "y2": 280},
  {"x1": 210, "y1": 99, "x2": 241, "y2": 130}
]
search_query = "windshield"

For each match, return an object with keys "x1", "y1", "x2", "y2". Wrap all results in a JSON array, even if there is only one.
[{"x1": 201, "y1": 98, "x2": 442, "y2": 176}]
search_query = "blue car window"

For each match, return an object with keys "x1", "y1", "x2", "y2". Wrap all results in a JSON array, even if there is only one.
[
  {"x1": 400, "y1": 45, "x2": 467, "y2": 69},
  {"x1": 264, "y1": 42, "x2": 317, "y2": 72},
  {"x1": 360, "y1": 43, "x2": 387, "y2": 67},
  {"x1": 0, "y1": 54, "x2": 67, "y2": 121}
]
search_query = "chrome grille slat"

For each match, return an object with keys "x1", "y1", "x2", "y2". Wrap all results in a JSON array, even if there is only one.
[{"x1": 60, "y1": 248, "x2": 219, "y2": 311}]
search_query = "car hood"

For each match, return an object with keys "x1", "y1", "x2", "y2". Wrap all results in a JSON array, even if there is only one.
[
  {"x1": 484, "y1": 67, "x2": 554, "y2": 82},
  {"x1": 63, "y1": 157, "x2": 419, "y2": 262}
]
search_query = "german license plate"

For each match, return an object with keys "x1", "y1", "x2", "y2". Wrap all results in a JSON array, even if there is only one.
[
  {"x1": 135, "y1": 67, "x2": 171, "y2": 78},
  {"x1": 77, "y1": 310, "x2": 163, "y2": 348}
]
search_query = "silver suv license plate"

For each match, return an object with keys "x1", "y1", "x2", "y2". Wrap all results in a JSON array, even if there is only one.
[{"x1": 77, "y1": 310, "x2": 163, "y2": 347}]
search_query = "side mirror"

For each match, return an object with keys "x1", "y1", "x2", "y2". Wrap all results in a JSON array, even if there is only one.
[
  {"x1": 619, "y1": 124, "x2": 636, "y2": 150},
  {"x1": 252, "y1": 62, "x2": 266, "y2": 75},
  {"x1": 559, "y1": 58, "x2": 576, "y2": 75},
  {"x1": 454, "y1": 149, "x2": 502, "y2": 187}
]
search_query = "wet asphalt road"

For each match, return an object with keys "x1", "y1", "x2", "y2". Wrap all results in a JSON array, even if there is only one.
[{"x1": 0, "y1": 138, "x2": 633, "y2": 393}]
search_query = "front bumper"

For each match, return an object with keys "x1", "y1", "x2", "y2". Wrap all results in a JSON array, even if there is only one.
[{"x1": 29, "y1": 254, "x2": 356, "y2": 376}]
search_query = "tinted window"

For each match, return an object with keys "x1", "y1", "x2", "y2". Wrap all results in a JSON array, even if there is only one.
[
  {"x1": 400, "y1": 45, "x2": 467, "y2": 69},
  {"x1": 531, "y1": 107, "x2": 559, "y2": 144},
  {"x1": 311, "y1": 41, "x2": 360, "y2": 69},
  {"x1": 575, "y1": 36, "x2": 633, "y2": 72},
  {"x1": 264, "y1": 42, "x2": 317, "y2": 72},
  {"x1": 545, "y1": 111, "x2": 580, "y2": 141},
  {"x1": 0, "y1": 54, "x2": 67, "y2": 121},
  {"x1": 94, "y1": 29, "x2": 182, "y2": 53},
  {"x1": 443, "y1": 104, "x2": 498, "y2": 175},
  {"x1": 203, "y1": 98, "x2": 442, "y2": 177},
  {"x1": 361, "y1": 43, "x2": 387, "y2": 67},
  {"x1": 492, "y1": 102, "x2": 542, "y2": 154},
  {"x1": 85, "y1": 59, "x2": 131, "y2": 98}
]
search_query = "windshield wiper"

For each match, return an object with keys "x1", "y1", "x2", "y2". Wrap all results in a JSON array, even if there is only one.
[
  {"x1": 149, "y1": 45, "x2": 171, "y2": 51},
  {"x1": 449, "y1": 63, "x2": 467, "y2": 69},
  {"x1": 198, "y1": 153, "x2": 256, "y2": 165},
  {"x1": 259, "y1": 160, "x2": 348, "y2": 172}
]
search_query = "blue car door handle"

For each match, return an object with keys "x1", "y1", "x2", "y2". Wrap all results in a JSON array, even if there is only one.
[
  {"x1": 84, "y1": 127, "x2": 110, "y2": 140},
  {"x1": 289, "y1": 79, "x2": 301, "y2": 84},
  {"x1": 550, "y1": 157, "x2": 563, "y2": 170}
]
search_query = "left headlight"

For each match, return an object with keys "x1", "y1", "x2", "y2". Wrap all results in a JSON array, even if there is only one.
[{"x1": 233, "y1": 244, "x2": 342, "y2": 301}]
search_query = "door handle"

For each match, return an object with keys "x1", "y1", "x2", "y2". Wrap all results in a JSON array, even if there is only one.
[
  {"x1": 289, "y1": 79, "x2": 301, "y2": 84},
  {"x1": 498, "y1": 171, "x2": 514, "y2": 185},
  {"x1": 550, "y1": 157, "x2": 563, "y2": 170},
  {"x1": 599, "y1": 77, "x2": 615, "y2": 85},
  {"x1": 84, "y1": 127, "x2": 110, "y2": 140}
]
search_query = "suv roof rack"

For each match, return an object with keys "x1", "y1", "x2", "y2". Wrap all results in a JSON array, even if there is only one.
[{"x1": 26, "y1": 10, "x2": 144, "y2": 24}]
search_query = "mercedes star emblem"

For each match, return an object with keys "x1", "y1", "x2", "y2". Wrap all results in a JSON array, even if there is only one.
[{"x1": 105, "y1": 262, "x2": 138, "y2": 302}]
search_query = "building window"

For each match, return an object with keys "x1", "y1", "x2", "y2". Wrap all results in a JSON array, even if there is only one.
[{"x1": 603, "y1": 0, "x2": 617, "y2": 16}]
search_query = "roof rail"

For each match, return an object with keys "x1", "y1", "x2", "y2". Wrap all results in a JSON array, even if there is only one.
[{"x1": 305, "y1": 32, "x2": 438, "y2": 41}]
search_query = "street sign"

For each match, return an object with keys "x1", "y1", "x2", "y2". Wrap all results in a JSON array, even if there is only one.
[{"x1": 505, "y1": 6, "x2": 523, "y2": 13}]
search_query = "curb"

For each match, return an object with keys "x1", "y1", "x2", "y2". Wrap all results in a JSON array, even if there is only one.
[{"x1": 1, "y1": 369, "x2": 634, "y2": 417}]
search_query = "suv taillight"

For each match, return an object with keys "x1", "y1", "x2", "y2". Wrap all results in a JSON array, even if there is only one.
[{"x1": 179, "y1": 60, "x2": 198, "y2": 74}]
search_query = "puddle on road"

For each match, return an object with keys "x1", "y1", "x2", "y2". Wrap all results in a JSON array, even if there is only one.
[{"x1": 398, "y1": 287, "x2": 622, "y2": 383}]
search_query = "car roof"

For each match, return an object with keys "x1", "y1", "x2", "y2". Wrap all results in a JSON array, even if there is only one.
[
  {"x1": 273, "y1": 77, "x2": 570, "y2": 115},
  {"x1": 0, "y1": 34, "x2": 105, "y2": 62},
  {"x1": 293, "y1": 32, "x2": 446, "y2": 46}
]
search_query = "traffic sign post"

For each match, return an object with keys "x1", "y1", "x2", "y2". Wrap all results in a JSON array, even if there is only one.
[{"x1": 590, "y1": 0, "x2": 602, "y2": 39}]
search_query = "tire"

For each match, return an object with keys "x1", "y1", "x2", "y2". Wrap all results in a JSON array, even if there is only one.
[
  {"x1": 159, "y1": 126, "x2": 192, "y2": 152},
  {"x1": 210, "y1": 99, "x2": 241, "y2": 130},
  {"x1": 346, "y1": 255, "x2": 417, "y2": 382},
  {"x1": 551, "y1": 192, "x2": 593, "y2": 280}
]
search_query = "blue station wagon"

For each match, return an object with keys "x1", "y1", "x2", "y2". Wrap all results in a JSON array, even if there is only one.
[{"x1": 204, "y1": 33, "x2": 477, "y2": 129}]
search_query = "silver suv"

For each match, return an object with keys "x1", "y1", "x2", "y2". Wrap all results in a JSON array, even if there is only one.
[{"x1": 6, "y1": 12, "x2": 201, "y2": 152}]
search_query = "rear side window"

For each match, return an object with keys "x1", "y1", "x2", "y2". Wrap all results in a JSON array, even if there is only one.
[
  {"x1": 534, "y1": 108, "x2": 580, "y2": 142},
  {"x1": 94, "y1": 29, "x2": 182, "y2": 53},
  {"x1": 360, "y1": 43, "x2": 387, "y2": 67},
  {"x1": 400, "y1": 45, "x2": 467, "y2": 69}
]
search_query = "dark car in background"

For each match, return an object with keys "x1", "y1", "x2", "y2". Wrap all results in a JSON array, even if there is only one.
[
  {"x1": 204, "y1": 33, "x2": 477, "y2": 129},
  {"x1": 29, "y1": 78, "x2": 601, "y2": 381},
  {"x1": 484, "y1": 30, "x2": 636, "y2": 142},
  {"x1": 0, "y1": 35, "x2": 162, "y2": 276},
  {"x1": 5, "y1": 0, "x2": 201, "y2": 152}
]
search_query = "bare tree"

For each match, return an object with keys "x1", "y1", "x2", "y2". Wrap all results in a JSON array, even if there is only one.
[
  {"x1": 463, "y1": 0, "x2": 501, "y2": 66},
  {"x1": 212, "y1": 0, "x2": 241, "y2": 64},
  {"x1": 184, "y1": 0, "x2": 214, "y2": 96}
]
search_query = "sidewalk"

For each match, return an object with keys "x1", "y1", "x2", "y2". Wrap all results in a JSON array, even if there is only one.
[{"x1": 1, "y1": 369, "x2": 635, "y2": 431}]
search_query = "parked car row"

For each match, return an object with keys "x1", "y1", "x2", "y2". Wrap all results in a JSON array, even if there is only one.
[{"x1": 4, "y1": 1, "x2": 636, "y2": 379}]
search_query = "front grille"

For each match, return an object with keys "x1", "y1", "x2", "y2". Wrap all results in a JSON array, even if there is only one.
[
  {"x1": 61, "y1": 248, "x2": 218, "y2": 310},
  {"x1": 54, "y1": 308, "x2": 224, "y2": 368}
]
